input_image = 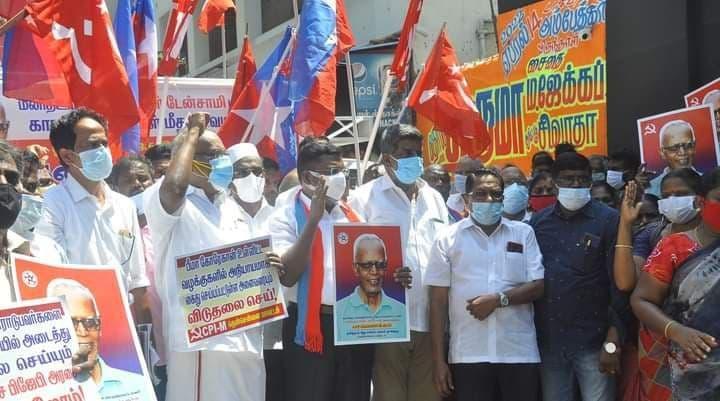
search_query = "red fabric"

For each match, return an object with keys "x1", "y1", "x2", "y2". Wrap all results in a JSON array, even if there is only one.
[
  {"x1": 529, "y1": 195, "x2": 556, "y2": 212},
  {"x1": 390, "y1": 0, "x2": 423, "y2": 90},
  {"x1": 22, "y1": 0, "x2": 140, "y2": 157},
  {"x1": 407, "y1": 29, "x2": 490, "y2": 158},
  {"x1": 642, "y1": 233, "x2": 700, "y2": 285},
  {"x1": 701, "y1": 198, "x2": 720, "y2": 232},
  {"x1": 197, "y1": 0, "x2": 235, "y2": 34},
  {"x1": 300, "y1": 199, "x2": 361, "y2": 354},
  {"x1": 292, "y1": 0, "x2": 355, "y2": 137},
  {"x1": 133, "y1": 2, "x2": 158, "y2": 142},
  {"x1": 158, "y1": 0, "x2": 199, "y2": 76},
  {"x1": 218, "y1": 66, "x2": 261, "y2": 148},
  {"x1": 637, "y1": 233, "x2": 700, "y2": 401},
  {"x1": 0, "y1": 0, "x2": 28, "y2": 17},
  {"x1": 229, "y1": 36, "x2": 257, "y2": 108}
]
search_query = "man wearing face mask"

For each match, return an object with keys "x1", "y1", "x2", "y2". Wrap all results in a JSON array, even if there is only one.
[
  {"x1": 529, "y1": 152, "x2": 631, "y2": 401},
  {"x1": 427, "y1": 169, "x2": 544, "y2": 401},
  {"x1": 447, "y1": 155, "x2": 483, "y2": 216},
  {"x1": 227, "y1": 142, "x2": 284, "y2": 401},
  {"x1": 349, "y1": 124, "x2": 449, "y2": 401},
  {"x1": 500, "y1": 165, "x2": 530, "y2": 222},
  {"x1": 268, "y1": 137, "x2": 378, "y2": 401},
  {"x1": 144, "y1": 113, "x2": 282, "y2": 401},
  {"x1": 606, "y1": 150, "x2": 641, "y2": 192},
  {"x1": 423, "y1": 164, "x2": 462, "y2": 222},
  {"x1": 36, "y1": 109, "x2": 149, "y2": 303}
]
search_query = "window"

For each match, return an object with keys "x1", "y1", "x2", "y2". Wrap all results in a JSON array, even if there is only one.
[
  {"x1": 261, "y1": 0, "x2": 304, "y2": 33},
  {"x1": 208, "y1": 9, "x2": 239, "y2": 60}
]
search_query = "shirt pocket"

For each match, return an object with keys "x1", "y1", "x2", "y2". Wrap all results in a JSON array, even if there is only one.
[
  {"x1": 502, "y1": 252, "x2": 527, "y2": 283},
  {"x1": 572, "y1": 233, "x2": 602, "y2": 273}
]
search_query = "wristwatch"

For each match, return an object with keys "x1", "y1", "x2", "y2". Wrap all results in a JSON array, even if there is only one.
[
  {"x1": 498, "y1": 292, "x2": 509, "y2": 307},
  {"x1": 603, "y1": 342, "x2": 618, "y2": 355}
]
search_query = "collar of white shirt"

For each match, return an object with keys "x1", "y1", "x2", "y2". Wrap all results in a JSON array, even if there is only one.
[
  {"x1": 377, "y1": 174, "x2": 428, "y2": 194},
  {"x1": 63, "y1": 174, "x2": 111, "y2": 204},
  {"x1": 458, "y1": 216, "x2": 509, "y2": 237}
]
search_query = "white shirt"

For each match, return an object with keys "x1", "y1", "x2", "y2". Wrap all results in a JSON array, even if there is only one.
[
  {"x1": 230, "y1": 196, "x2": 283, "y2": 350},
  {"x1": 274, "y1": 185, "x2": 301, "y2": 208},
  {"x1": 425, "y1": 217, "x2": 544, "y2": 364},
  {"x1": 144, "y1": 181, "x2": 262, "y2": 354},
  {"x1": 268, "y1": 190, "x2": 358, "y2": 306},
  {"x1": 36, "y1": 175, "x2": 149, "y2": 293},
  {"x1": 349, "y1": 175, "x2": 449, "y2": 332}
]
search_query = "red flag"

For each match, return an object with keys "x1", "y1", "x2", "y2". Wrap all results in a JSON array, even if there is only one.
[
  {"x1": 22, "y1": 0, "x2": 140, "y2": 157},
  {"x1": 0, "y1": 0, "x2": 28, "y2": 17},
  {"x1": 229, "y1": 35, "x2": 257, "y2": 107},
  {"x1": 133, "y1": 0, "x2": 158, "y2": 141},
  {"x1": 159, "y1": 0, "x2": 199, "y2": 76},
  {"x1": 198, "y1": 0, "x2": 235, "y2": 34},
  {"x1": 408, "y1": 29, "x2": 490, "y2": 157},
  {"x1": 390, "y1": 0, "x2": 423, "y2": 90}
]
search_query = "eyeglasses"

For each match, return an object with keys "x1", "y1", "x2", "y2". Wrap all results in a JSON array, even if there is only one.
[
  {"x1": 467, "y1": 189, "x2": 504, "y2": 202},
  {"x1": 309, "y1": 168, "x2": 349, "y2": 177},
  {"x1": 72, "y1": 317, "x2": 101, "y2": 331},
  {"x1": 0, "y1": 122, "x2": 9, "y2": 131},
  {"x1": 235, "y1": 167, "x2": 264, "y2": 178},
  {"x1": 662, "y1": 141, "x2": 695, "y2": 154},
  {"x1": 554, "y1": 175, "x2": 592, "y2": 187},
  {"x1": 355, "y1": 261, "x2": 388, "y2": 271}
]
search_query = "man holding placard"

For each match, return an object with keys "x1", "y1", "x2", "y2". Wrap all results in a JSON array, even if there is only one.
[{"x1": 144, "y1": 112, "x2": 285, "y2": 401}]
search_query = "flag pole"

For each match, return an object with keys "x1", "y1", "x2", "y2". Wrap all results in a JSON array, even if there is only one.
[
  {"x1": 488, "y1": 0, "x2": 501, "y2": 57},
  {"x1": 0, "y1": 9, "x2": 26, "y2": 37},
  {"x1": 221, "y1": 24, "x2": 228, "y2": 78},
  {"x1": 361, "y1": 69, "x2": 393, "y2": 174},
  {"x1": 240, "y1": 28, "x2": 297, "y2": 142},
  {"x1": 155, "y1": 77, "x2": 171, "y2": 145},
  {"x1": 344, "y1": 53, "x2": 364, "y2": 182}
]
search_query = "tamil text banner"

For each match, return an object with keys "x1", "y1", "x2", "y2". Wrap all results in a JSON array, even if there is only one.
[
  {"x1": 11, "y1": 255, "x2": 157, "y2": 401},
  {"x1": 175, "y1": 236, "x2": 287, "y2": 347},
  {"x1": 419, "y1": 0, "x2": 607, "y2": 172}
]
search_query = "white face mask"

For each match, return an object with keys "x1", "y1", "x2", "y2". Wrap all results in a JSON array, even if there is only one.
[
  {"x1": 606, "y1": 170, "x2": 625, "y2": 189},
  {"x1": 325, "y1": 172, "x2": 347, "y2": 201},
  {"x1": 658, "y1": 195, "x2": 698, "y2": 224},
  {"x1": 233, "y1": 173, "x2": 265, "y2": 203},
  {"x1": 557, "y1": 187, "x2": 592, "y2": 211}
]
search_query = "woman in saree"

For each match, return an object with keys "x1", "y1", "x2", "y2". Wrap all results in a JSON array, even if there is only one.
[{"x1": 631, "y1": 167, "x2": 720, "y2": 400}]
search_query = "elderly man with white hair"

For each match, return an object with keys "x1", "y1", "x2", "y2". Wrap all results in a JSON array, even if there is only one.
[
  {"x1": 47, "y1": 278, "x2": 151, "y2": 399},
  {"x1": 144, "y1": 113, "x2": 285, "y2": 401},
  {"x1": 647, "y1": 119, "x2": 698, "y2": 197}
]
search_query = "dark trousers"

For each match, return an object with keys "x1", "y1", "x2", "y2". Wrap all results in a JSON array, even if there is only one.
[
  {"x1": 451, "y1": 363, "x2": 540, "y2": 401},
  {"x1": 265, "y1": 349, "x2": 284, "y2": 401},
  {"x1": 154, "y1": 365, "x2": 167, "y2": 401},
  {"x1": 282, "y1": 304, "x2": 373, "y2": 401}
]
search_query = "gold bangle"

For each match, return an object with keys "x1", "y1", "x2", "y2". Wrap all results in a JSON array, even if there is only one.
[
  {"x1": 615, "y1": 244, "x2": 633, "y2": 249},
  {"x1": 664, "y1": 320, "x2": 676, "y2": 338}
]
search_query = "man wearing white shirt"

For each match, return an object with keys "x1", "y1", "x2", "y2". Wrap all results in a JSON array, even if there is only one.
[
  {"x1": 227, "y1": 142, "x2": 282, "y2": 401},
  {"x1": 349, "y1": 124, "x2": 449, "y2": 401},
  {"x1": 36, "y1": 109, "x2": 149, "y2": 302},
  {"x1": 144, "y1": 113, "x2": 282, "y2": 401},
  {"x1": 427, "y1": 169, "x2": 544, "y2": 401},
  {"x1": 268, "y1": 137, "x2": 374, "y2": 401}
]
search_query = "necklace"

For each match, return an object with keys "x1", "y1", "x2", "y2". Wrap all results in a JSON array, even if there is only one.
[{"x1": 693, "y1": 226, "x2": 708, "y2": 248}]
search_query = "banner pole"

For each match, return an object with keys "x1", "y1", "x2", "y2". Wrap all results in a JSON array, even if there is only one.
[
  {"x1": 362, "y1": 69, "x2": 393, "y2": 173},
  {"x1": 0, "y1": 9, "x2": 26, "y2": 37},
  {"x1": 344, "y1": 53, "x2": 364, "y2": 182},
  {"x1": 221, "y1": 24, "x2": 228, "y2": 79},
  {"x1": 155, "y1": 77, "x2": 171, "y2": 145}
]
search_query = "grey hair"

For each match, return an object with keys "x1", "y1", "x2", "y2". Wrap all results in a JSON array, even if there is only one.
[
  {"x1": 353, "y1": 234, "x2": 387, "y2": 262},
  {"x1": 659, "y1": 120, "x2": 695, "y2": 150},
  {"x1": 379, "y1": 124, "x2": 423, "y2": 155},
  {"x1": 703, "y1": 89, "x2": 720, "y2": 105},
  {"x1": 46, "y1": 278, "x2": 99, "y2": 315}
]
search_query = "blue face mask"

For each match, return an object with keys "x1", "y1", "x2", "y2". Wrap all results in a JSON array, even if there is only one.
[
  {"x1": 503, "y1": 183, "x2": 529, "y2": 215},
  {"x1": 471, "y1": 202, "x2": 503, "y2": 225},
  {"x1": 78, "y1": 146, "x2": 113, "y2": 182},
  {"x1": 557, "y1": 187, "x2": 592, "y2": 211},
  {"x1": 392, "y1": 156, "x2": 423, "y2": 185},
  {"x1": 11, "y1": 194, "x2": 43, "y2": 236},
  {"x1": 454, "y1": 174, "x2": 467, "y2": 193},
  {"x1": 208, "y1": 155, "x2": 234, "y2": 191}
]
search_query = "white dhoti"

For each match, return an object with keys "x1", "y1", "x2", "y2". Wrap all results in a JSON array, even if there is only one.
[{"x1": 166, "y1": 350, "x2": 266, "y2": 401}]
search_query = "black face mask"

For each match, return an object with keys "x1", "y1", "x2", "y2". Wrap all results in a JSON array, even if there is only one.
[{"x1": 0, "y1": 184, "x2": 22, "y2": 229}]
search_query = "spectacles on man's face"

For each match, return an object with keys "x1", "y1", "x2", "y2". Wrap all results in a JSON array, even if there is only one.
[
  {"x1": 309, "y1": 167, "x2": 349, "y2": 177},
  {"x1": 72, "y1": 317, "x2": 101, "y2": 331},
  {"x1": 467, "y1": 189, "x2": 504, "y2": 202},
  {"x1": 355, "y1": 261, "x2": 388, "y2": 271},
  {"x1": 0, "y1": 122, "x2": 9, "y2": 131},
  {"x1": 554, "y1": 174, "x2": 592, "y2": 187},
  {"x1": 662, "y1": 141, "x2": 695, "y2": 154},
  {"x1": 235, "y1": 167, "x2": 264, "y2": 179}
]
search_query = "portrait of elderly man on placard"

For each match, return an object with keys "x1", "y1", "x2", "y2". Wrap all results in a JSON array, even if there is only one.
[
  {"x1": 47, "y1": 278, "x2": 149, "y2": 400},
  {"x1": 335, "y1": 234, "x2": 406, "y2": 343},
  {"x1": 647, "y1": 119, "x2": 698, "y2": 197}
]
